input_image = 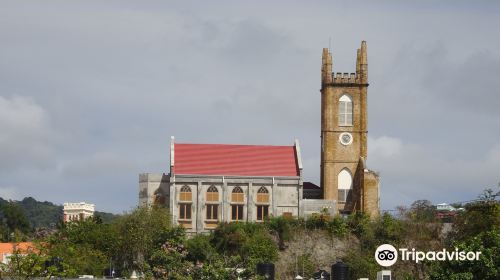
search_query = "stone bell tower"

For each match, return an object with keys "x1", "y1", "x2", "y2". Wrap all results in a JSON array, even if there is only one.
[{"x1": 320, "y1": 41, "x2": 379, "y2": 216}]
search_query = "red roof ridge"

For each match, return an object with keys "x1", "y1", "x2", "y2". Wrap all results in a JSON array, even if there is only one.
[
  {"x1": 171, "y1": 138, "x2": 301, "y2": 177},
  {"x1": 175, "y1": 142, "x2": 294, "y2": 148}
]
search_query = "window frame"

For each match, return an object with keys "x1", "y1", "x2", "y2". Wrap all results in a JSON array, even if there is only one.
[
  {"x1": 231, "y1": 204, "x2": 244, "y2": 221},
  {"x1": 206, "y1": 185, "x2": 219, "y2": 202},
  {"x1": 256, "y1": 187, "x2": 270, "y2": 204},
  {"x1": 338, "y1": 168, "x2": 353, "y2": 203},
  {"x1": 178, "y1": 203, "x2": 192, "y2": 221},
  {"x1": 206, "y1": 204, "x2": 218, "y2": 221},
  {"x1": 231, "y1": 186, "x2": 244, "y2": 204},
  {"x1": 338, "y1": 94, "x2": 353, "y2": 127},
  {"x1": 337, "y1": 189, "x2": 352, "y2": 203},
  {"x1": 256, "y1": 205, "x2": 269, "y2": 221},
  {"x1": 179, "y1": 185, "x2": 192, "y2": 202}
]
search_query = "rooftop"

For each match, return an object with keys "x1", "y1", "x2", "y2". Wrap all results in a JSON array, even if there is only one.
[{"x1": 172, "y1": 142, "x2": 301, "y2": 177}]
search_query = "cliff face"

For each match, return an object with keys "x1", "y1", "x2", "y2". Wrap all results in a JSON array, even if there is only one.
[{"x1": 274, "y1": 229, "x2": 352, "y2": 279}]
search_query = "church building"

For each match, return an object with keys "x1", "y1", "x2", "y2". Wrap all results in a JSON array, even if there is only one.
[
  {"x1": 140, "y1": 139, "x2": 304, "y2": 233},
  {"x1": 139, "y1": 41, "x2": 380, "y2": 233}
]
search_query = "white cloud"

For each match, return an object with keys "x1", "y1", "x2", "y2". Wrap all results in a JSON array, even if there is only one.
[
  {"x1": 368, "y1": 135, "x2": 500, "y2": 209},
  {"x1": 369, "y1": 136, "x2": 403, "y2": 158},
  {"x1": 0, "y1": 96, "x2": 56, "y2": 171},
  {"x1": 0, "y1": 186, "x2": 20, "y2": 201}
]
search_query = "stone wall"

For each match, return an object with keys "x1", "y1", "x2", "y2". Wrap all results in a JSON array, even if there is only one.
[{"x1": 363, "y1": 170, "x2": 380, "y2": 218}]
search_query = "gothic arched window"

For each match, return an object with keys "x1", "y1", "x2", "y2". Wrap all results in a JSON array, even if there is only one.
[
  {"x1": 231, "y1": 186, "x2": 244, "y2": 221},
  {"x1": 206, "y1": 186, "x2": 219, "y2": 202},
  {"x1": 179, "y1": 186, "x2": 192, "y2": 221},
  {"x1": 337, "y1": 168, "x2": 353, "y2": 203},
  {"x1": 256, "y1": 187, "x2": 269, "y2": 203},
  {"x1": 256, "y1": 187, "x2": 270, "y2": 221},
  {"x1": 206, "y1": 186, "x2": 219, "y2": 222},
  {"x1": 232, "y1": 186, "x2": 244, "y2": 203},
  {"x1": 179, "y1": 185, "x2": 192, "y2": 202},
  {"x1": 339, "y1": 94, "x2": 353, "y2": 126}
]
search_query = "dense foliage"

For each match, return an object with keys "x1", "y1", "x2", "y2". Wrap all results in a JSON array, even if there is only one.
[
  {"x1": 0, "y1": 196, "x2": 120, "y2": 239},
  {"x1": 428, "y1": 189, "x2": 500, "y2": 280},
  {"x1": 0, "y1": 202, "x2": 31, "y2": 241},
  {"x1": 2, "y1": 189, "x2": 498, "y2": 279}
]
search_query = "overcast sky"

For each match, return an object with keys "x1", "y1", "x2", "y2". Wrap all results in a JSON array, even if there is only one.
[{"x1": 1, "y1": 0, "x2": 499, "y2": 213}]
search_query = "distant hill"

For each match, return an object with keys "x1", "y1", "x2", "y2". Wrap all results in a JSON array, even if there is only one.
[
  {"x1": 94, "y1": 210, "x2": 121, "y2": 224},
  {"x1": 0, "y1": 197, "x2": 120, "y2": 228}
]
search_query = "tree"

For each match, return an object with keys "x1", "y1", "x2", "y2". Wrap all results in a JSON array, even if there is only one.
[
  {"x1": 326, "y1": 215, "x2": 348, "y2": 238},
  {"x1": 186, "y1": 234, "x2": 217, "y2": 263},
  {"x1": 149, "y1": 240, "x2": 192, "y2": 279},
  {"x1": 373, "y1": 212, "x2": 405, "y2": 246},
  {"x1": 45, "y1": 218, "x2": 116, "y2": 277},
  {"x1": 112, "y1": 206, "x2": 175, "y2": 273},
  {"x1": 429, "y1": 230, "x2": 499, "y2": 280},
  {"x1": 429, "y1": 190, "x2": 500, "y2": 280},
  {"x1": 265, "y1": 216, "x2": 291, "y2": 250},
  {"x1": 241, "y1": 230, "x2": 278, "y2": 271},
  {"x1": 211, "y1": 223, "x2": 247, "y2": 255},
  {"x1": 451, "y1": 189, "x2": 500, "y2": 242},
  {"x1": 47, "y1": 243, "x2": 106, "y2": 277},
  {"x1": 409, "y1": 200, "x2": 437, "y2": 222},
  {"x1": 0, "y1": 242, "x2": 70, "y2": 280},
  {"x1": 1, "y1": 202, "x2": 31, "y2": 240}
]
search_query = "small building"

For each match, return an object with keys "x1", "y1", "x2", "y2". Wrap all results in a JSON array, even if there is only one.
[
  {"x1": 0, "y1": 242, "x2": 36, "y2": 264},
  {"x1": 63, "y1": 202, "x2": 95, "y2": 222},
  {"x1": 140, "y1": 138, "x2": 310, "y2": 233},
  {"x1": 436, "y1": 203, "x2": 455, "y2": 211}
]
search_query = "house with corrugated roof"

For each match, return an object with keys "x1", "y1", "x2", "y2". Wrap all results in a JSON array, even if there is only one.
[{"x1": 0, "y1": 242, "x2": 36, "y2": 265}]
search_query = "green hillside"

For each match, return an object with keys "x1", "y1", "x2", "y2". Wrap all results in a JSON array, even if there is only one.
[{"x1": 0, "y1": 197, "x2": 120, "y2": 229}]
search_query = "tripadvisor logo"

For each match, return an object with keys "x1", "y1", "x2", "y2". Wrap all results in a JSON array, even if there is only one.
[
  {"x1": 375, "y1": 244, "x2": 482, "y2": 267},
  {"x1": 375, "y1": 244, "x2": 398, "y2": 267}
]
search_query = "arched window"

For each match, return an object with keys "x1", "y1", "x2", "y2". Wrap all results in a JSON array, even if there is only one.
[
  {"x1": 206, "y1": 186, "x2": 219, "y2": 202},
  {"x1": 179, "y1": 186, "x2": 192, "y2": 201},
  {"x1": 231, "y1": 187, "x2": 244, "y2": 221},
  {"x1": 338, "y1": 169, "x2": 353, "y2": 203},
  {"x1": 256, "y1": 187, "x2": 270, "y2": 221},
  {"x1": 256, "y1": 187, "x2": 269, "y2": 203},
  {"x1": 232, "y1": 187, "x2": 244, "y2": 203},
  {"x1": 339, "y1": 94, "x2": 353, "y2": 126},
  {"x1": 178, "y1": 186, "x2": 192, "y2": 223},
  {"x1": 206, "y1": 186, "x2": 219, "y2": 223}
]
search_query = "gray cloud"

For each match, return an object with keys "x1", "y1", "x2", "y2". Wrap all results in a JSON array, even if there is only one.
[
  {"x1": 0, "y1": 96, "x2": 56, "y2": 171},
  {"x1": 1, "y1": 0, "x2": 499, "y2": 212},
  {"x1": 368, "y1": 136, "x2": 500, "y2": 208}
]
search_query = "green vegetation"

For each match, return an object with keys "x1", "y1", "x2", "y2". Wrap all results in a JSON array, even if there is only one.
[
  {"x1": 17, "y1": 197, "x2": 63, "y2": 229},
  {"x1": 0, "y1": 196, "x2": 120, "y2": 242},
  {"x1": 428, "y1": 189, "x2": 500, "y2": 280},
  {"x1": 0, "y1": 201, "x2": 31, "y2": 241},
  {"x1": 2, "y1": 189, "x2": 498, "y2": 279}
]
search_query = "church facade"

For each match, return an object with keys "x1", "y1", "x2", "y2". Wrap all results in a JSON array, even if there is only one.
[
  {"x1": 139, "y1": 41, "x2": 379, "y2": 233},
  {"x1": 139, "y1": 139, "x2": 306, "y2": 233}
]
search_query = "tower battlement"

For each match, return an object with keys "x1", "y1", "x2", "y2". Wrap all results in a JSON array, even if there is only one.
[
  {"x1": 322, "y1": 41, "x2": 368, "y2": 86},
  {"x1": 332, "y1": 72, "x2": 358, "y2": 84}
]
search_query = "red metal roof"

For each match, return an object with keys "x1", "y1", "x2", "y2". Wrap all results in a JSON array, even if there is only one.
[{"x1": 173, "y1": 143, "x2": 300, "y2": 177}]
